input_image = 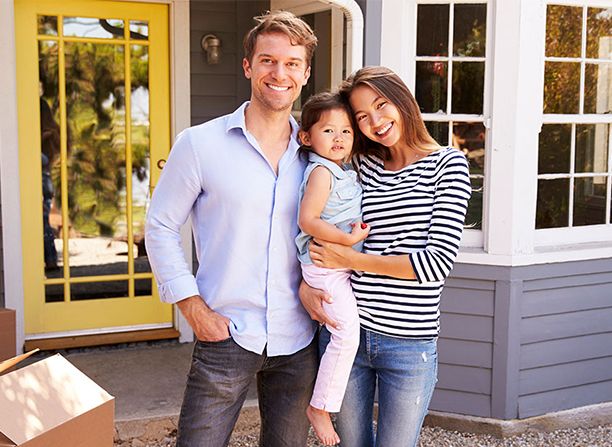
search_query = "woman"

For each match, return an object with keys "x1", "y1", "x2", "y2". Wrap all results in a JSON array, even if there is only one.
[{"x1": 300, "y1": 66, "x2": 471, "y2": 447}]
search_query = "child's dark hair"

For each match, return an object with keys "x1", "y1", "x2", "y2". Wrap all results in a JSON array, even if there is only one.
[{"x1": 300, "y1": 91, "x2": 355, "y2": 134}]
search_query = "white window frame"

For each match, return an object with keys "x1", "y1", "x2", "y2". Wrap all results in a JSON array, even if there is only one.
[{"x1": 536, "y1": 0, "x2": 612, "y2": 245}]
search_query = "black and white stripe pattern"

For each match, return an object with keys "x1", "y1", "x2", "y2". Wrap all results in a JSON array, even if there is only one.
[{"x1": 352, "y1": 147, "x2": 471, "y2": 338}]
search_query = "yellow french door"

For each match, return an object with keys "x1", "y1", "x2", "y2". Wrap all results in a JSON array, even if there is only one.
[{"x1": 15, "y1": 0, "x2": 172, "y2": 336}]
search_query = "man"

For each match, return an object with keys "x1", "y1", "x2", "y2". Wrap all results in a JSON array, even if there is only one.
[{"x1": 145, "y1": 11, "x2": 319, "y2": 447}]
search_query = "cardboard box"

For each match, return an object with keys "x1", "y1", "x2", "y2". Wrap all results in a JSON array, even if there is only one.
[
  {"x1": 0, "y1": 353, "x2": 114, "y2": 446},
  {"x1": 0, "y1": 309, "x2": 16, "y2": 362}
]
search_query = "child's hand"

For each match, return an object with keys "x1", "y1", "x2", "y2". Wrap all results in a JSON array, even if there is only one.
[{"x1": 348, "y1": 222, "x2": 369, "y2": 245}]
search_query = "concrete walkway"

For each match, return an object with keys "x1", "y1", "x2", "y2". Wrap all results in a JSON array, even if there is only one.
[{"x1": 21, "y1": 339, "x2": 258, "y2": 443}]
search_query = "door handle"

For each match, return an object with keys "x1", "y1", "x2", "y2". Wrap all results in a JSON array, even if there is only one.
[{"x1": 157, "y1": 159, "x2": 166, "y2": 169}]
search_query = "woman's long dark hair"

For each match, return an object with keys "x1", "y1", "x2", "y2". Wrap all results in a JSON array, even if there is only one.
[{"x1": 339, "y1": 66, "x2": 439, "y2": 161}]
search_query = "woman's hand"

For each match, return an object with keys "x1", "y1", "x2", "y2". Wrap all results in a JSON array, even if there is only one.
[
  {"x1": 299, "y1": 280, "x2": 340, "y2": 329},
  {"x1": 309, "y1": 238, "x2": 358, "y2": 270}
]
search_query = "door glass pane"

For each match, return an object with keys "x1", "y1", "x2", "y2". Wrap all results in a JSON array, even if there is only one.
[
  {"x1": 417, "y1": 4, "x2": 449, "y2": 56},
  {"x1": 546, "y1": 5, "x2": 582, "y2": 58},
  {"x1": 38, "y1": 15, "x2": 58, "y2": 36},
  {"x1": 465, "y1": 176, "x2": 482, "y2": 230},
  {"x1": 536, "y1": 179, "x2": 570, "y2": 229},
  {"x1": 64, "y1": 42, "x2": 128, "y2": 280},
  {"x1": 584, "y1": 63, "x2": 612, "y2": 114},
  {"x1": 129, "y1": 20, "x2": 149, "y2": 40},
  {"x1": 543, "y1": 62, "x2": 580, "y2": 114},
  {"x1": 416, "y1": 61, "x2": 447, "y2": 113},
  {"x1": 45, "y1": 284, "x2": 64, "y2": 303},
  {"x1": 576, "y1": 124, "x2": 609, "y2": 173},
  {"x1": 425, "y1": 121, "x2": 449, "y2": 146},
  {"x1": 539, "y1": 124, "x2": 571, "y2": 174},
  {"x1": 453, "y1": 122, "x2": 485, "y2": 176},
  {"x1": 135, "y1": 278, "x2": 153, "y2": 297},
  {"x1": 453, "y1": 4, "x2": 486, "y2": 57},
  {"x1": 63, "y1": 17, "x2": 124, "y2": 39},
  {"x1": 71, "y1": 280, "x2": 129, "y2": 300},
  {"x1": 39, "y1": 41, "x2": 64, "y2": 286},
  {"x1": 131, "y1": 44, "x2": 153, "y2": 282},
  {"x1": 452, "y1": 62, "x2": 484, "y2": 114},
  {"x1": 587, "y1": 7, "x2": 612, "y2": 60},
  {"x1": 574, "y1": 176, "x2": 607, "y2": 226}
]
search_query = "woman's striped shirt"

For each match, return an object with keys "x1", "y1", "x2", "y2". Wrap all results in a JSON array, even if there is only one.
[{"x1": 352, "y1": 147, "x2": 471, "y2": 338}]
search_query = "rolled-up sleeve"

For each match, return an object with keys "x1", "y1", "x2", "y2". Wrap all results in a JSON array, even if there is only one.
[
  {"x1": 145, "y1": 130, "x2": 202, "y2": 303},
  {"x1": 409, "y1": 151, "x2": 471, "y2": 283}
]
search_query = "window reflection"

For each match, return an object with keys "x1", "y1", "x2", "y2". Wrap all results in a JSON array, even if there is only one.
[
  {"x1": 587, "y1": 8, "x2": 612, "y2": 60},
  {"x1": 38, "y1": 15, "x2": 58, "y2": 36},
  {"x1": 546, "y1": 5, "x2": 582, "y2": 58},
  {"x1": 453, "y1": 4, "x2": 486, "y2": 57},
  {"x1": 452, "y1": 62, "x2": 484, "y2": 114},
  {"x1": 584, "y1": 63, "x2": 612, "y2": 114},
  {"x1": 574, "y1": 176, "x2": 607, "y2": 226},
  {"x1": 536, "y1": 179, "x2": 570, "y2": 229},
  {"x1": 576, "y1": 124, "x2": 609, "y2": 173},
  {"x1": 63, "y1": 17, "x2": 124, "y2": 39},
  {"x1": 538, "y1": 124, "x2": 571, "y2": 174},
  {"x1": 417, "y1": 4, "x2": 449, "y2": 56},
  {"x1": 416, "y1": 61, "x2": 447, "y2": 114},
  {"x1": 425, "y1": 121, "x2": 449, "y2": 146},
  {"x1": 543, "y1": 62, "x2": 580, "y2": 114},
  {"x1": 465, "y1": 177, "x2": 483, "y2": 230}
]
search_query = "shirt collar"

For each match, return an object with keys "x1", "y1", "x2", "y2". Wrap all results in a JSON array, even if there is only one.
[
  {"x1": 308, "y1": 152, "x2": 347, "y2": 179},
  {"x1": 226, "y1": 101, "x2": 300, "y2": 140}
]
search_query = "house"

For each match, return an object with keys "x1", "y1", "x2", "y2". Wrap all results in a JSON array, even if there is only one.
[{"x1": 1, "y1": 0, "x2": 611, "y2": 426}]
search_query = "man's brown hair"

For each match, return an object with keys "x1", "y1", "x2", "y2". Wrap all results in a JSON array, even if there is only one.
[{"x1": 243, "y1": 10, "x2": 318, "y2": 65}]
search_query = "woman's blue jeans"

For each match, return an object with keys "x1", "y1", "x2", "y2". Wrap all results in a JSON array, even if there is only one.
[{"x1": 320, "y1": 327, "x2": 438, "y2": 447}]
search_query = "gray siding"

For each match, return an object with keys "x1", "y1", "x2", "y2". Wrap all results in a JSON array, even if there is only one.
[
  {"x1": 431, "y1": 273, "x2": 495, "y2": 417},
  {"x1": 518, "y1": 261, "x2": 612, "y2": 418},
  {"x1": 434, "y1": 260, "x2": 612, "y2": 420},
  {"x1": 190, "y1": 0, "x2": 269, "y2": 125}
]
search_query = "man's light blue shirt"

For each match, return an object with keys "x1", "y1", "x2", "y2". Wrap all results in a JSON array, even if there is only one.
[{"x1": 145, "y1": 102, "x2": 316, "y2": 356}]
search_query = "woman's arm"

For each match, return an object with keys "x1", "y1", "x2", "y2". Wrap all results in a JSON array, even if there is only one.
[
  {"x1": 309, "y1": 241, "x2": 416, "y2": 280},
  {"x1": 299, "y1": 166, "x2": 368, "y2": 246}
]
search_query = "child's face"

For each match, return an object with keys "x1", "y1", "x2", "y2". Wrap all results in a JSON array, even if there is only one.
[{"x1": 299, "y1": 108, "x2": 354, "y2": 165}]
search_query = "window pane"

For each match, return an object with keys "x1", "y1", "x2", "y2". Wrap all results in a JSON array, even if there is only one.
[
  {"x1": 416, "y1": 61, "x2": 448, "y2": 113},
  {"x1": 543, "y1": 62, "x2": 580, "y2": 114},
  {"x1": 465, "y1": 176, "x2": 482, "y2": 230},
  {"x1": 453, "y1": 122, "x2": 485, "y2": 176},
  {"x1": 38, "y1": 15, "x2": 58, "y2": 36},
  {"x1": 584, "y1": 63, "x2": 612, "y2": 114},
  {"x1": 576, "y1": 124, "x2": 609, "y2": 173},
  {"x1": 574, "y1": 176, "x2": 607, "y2": 226},
  {"x1": 417, "y1": 4, "x2": 449, "y2": 56},
  {"x1": 539, "y1": 124, "x2": 571, "y2": 174},
  {"x1": 587, "y1": 7, "x2": 612, "y2": 60},
  {"x1": 425, "y1": 121, "x2": 449, "y2": 146},
  {"x1": 452, "y1": 62, "x2": 484, "y2": 114},
  {"x1": 63, "y1": 17, "x2": 125, "y2": 39},
  {"x1": 64, "y1": 42, "x2": 128, "y2": 278},
  {"x1": 71, "y1": 281, "x2": 129, "y2": 300},
  {"x1": 453, "y1": 4, "x2": 487, "y2": 57},
  {"x1": 536, "y1": 178, "x2": 569, "y2": 229},
  {"x1": 129, "y1": 20, "x2": 149, "y2": 40},
  {"x1": 135, "y1": 278, "x2": 153, "y2": 297},
  {"x1": 546, "y1": 5, "x2": 582, "y2": 58}
]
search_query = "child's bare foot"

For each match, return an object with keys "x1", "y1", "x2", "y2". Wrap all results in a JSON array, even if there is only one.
[{"x1": 307, "y1": 405, "x2": 340, "y2": 446}]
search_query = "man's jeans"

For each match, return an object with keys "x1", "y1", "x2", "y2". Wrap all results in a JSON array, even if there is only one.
[
  {"x1": 177, "y1": 336, "x2": 318, "y2": 447},
  {"x1": 320, "y1": 328, "x2": 438, "y2": 447}
]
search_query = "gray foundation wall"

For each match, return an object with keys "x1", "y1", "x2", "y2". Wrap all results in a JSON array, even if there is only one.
[{"x1": 434, "y1": 259, "x2": 612, "y2": 420}]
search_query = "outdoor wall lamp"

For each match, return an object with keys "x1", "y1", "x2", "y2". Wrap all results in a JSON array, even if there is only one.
[{"x1": 201, "y1": 34, "x2": 222, "y2": 64}]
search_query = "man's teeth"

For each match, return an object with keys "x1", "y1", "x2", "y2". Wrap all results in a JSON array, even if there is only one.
[
  {"x1": 376, "y1": 123, "x2": 392, "y2": 135},
  {"x1": 268, "y1": 84, "x2": 289, "y2": 91}
]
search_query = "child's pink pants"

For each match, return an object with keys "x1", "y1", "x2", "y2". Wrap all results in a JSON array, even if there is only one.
[{"x1": 302, "y1": 263, "x2": 360, "y2": 413}]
